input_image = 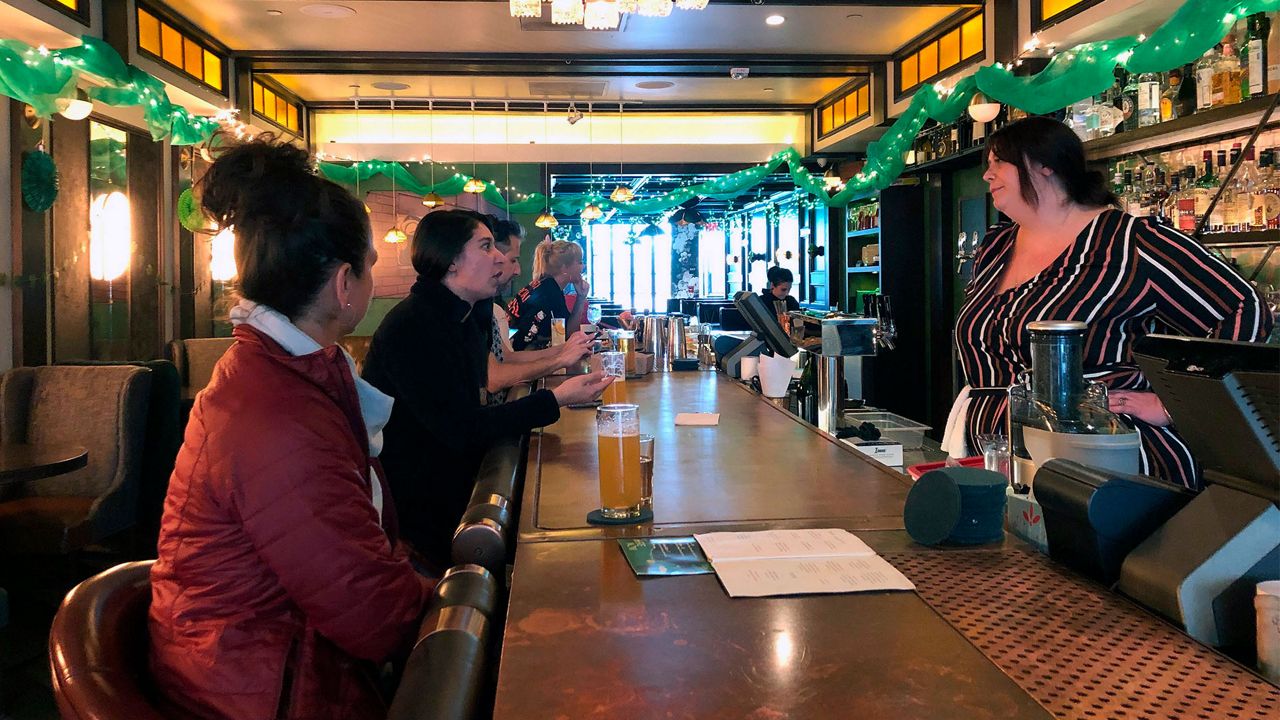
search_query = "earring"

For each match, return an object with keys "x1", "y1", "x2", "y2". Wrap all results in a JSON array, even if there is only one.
[{"x1": 345, "y1": 302, "x2": 351, "y2": 308}]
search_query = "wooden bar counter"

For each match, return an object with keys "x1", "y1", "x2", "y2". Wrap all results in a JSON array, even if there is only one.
[{"x1": 520, "y1": 371, "x2": 910, "y2": 542}]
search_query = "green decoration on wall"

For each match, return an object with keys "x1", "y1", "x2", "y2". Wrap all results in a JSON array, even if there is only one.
[
  {"x1": 177, "y1": 188, "x2": 208, "y2": 233},
  {"x1": 21, "y1": 149, "x2": 58, "y2": 212}
]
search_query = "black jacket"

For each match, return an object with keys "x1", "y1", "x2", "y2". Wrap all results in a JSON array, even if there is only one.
[{"x1": 363, "y1": 279, "x2": 560, "y2": 571}]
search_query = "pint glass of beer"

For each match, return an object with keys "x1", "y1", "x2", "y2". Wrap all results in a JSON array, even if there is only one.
[
  {"x1": 596, "y1": 404, "x2": 642, "y2": 519},
  {"x1": 600, "y1": 351, "x2": 628, "y2": 405}
]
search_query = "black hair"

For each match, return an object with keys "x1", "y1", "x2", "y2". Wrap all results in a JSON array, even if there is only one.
[
  {"x1": 767, "y1": 266, "x2": 794, "y2": 287},
  {"x1": 199, "y1": 134, "x2": 370, "y2": 321},
  {"x1": 986, "y1": 116, "x2": 1118, "y2": 209},
  {"x1": 491, "y1": 218, "x2": 525, "y2": 252},
  {"x1": 411, "y1": 209, "x2": 491, "y2": 282}
]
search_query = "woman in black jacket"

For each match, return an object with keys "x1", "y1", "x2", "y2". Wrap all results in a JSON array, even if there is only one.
[{"x1": 363, "y1": 210, "x2": 611, "y2": 571}]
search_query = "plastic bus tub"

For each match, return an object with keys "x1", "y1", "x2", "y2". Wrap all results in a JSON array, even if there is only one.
[{"x1": 842, "y1": 411, "x2": 931, "y2": 449}]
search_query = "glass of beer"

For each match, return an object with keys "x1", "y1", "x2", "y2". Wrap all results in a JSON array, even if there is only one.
[
  {"x1": 597, "y1": 404, "x2": 642, "y2": 519},
  {"x1": 600, "y1": 351, "x2": 628, "y2": 405},
  {"x1": 638, "y1": 433, "x2": 654, "y2": 511},
  {"x1": 610, "y1": 329, "x2": 636, "y2": 375}
]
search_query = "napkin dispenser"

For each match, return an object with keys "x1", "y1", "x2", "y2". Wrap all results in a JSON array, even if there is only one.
[{"x1": 1033, "y1": 459, "x2": 1193, "y2": 585}]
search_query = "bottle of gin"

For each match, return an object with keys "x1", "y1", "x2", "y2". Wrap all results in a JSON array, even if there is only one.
[
  {"x1": 1195, "y1": 47, "x2": 1219, "y2": 111},
  {"x1": 1137, "y1": 69, "x2": 1162, "y2": 127}
]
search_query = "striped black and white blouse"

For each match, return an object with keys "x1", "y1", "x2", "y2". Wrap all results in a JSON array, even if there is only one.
[{"x1": 955, "y1": 208, "x2": 1273, "y2": 489}]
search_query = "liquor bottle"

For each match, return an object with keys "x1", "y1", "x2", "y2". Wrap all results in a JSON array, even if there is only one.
[
  {"x1": 1255, "y1": 149, "x2": 1280, "y2": 230},
  {"x1": 1195, "y1": 47, "x2": 1219, "y2": 111},
  {"x1": 1176, "y1": 63, "x2": 1199, "y2": 118},
  {"x1": 1177, "y1": 167, "x2": 1199, "y2": 233},
  {"x1": 1194, "y1": 150, "x2": 1219, "y2": 227},
  {"x1": 1122, "y1": 170, "x2": 1138, "y2": 215},
  {"x1": 1162, "y1": 172, "x2": 1180, "y2": 225},
  {"x1": 1228, "y1": 145, "x2": 1257, "y2": 231},
  {"x1": 1117, "y1": 71, "x2": 1140, "y2": 132},
  {"x1": 1137, "y1": 69, "x2": 1162, "y2": 127},
  {"x1": 1208, "y1": 150, "x2": 1230, "y2": 231},
  {"x1": 1213, "y1": 43, "x2": 1243, "y2": 107},
  {"x1": 1245, "y1": 13, "x2": 1270, "y2": 98},
  {"x1": 1160, "y1": 69, "x2": 1182, "y2": 122}
]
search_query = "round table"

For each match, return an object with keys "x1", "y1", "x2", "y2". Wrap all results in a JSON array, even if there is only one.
[{"x1": 0, "y1": 444, "x2": 88, "y2": 485}]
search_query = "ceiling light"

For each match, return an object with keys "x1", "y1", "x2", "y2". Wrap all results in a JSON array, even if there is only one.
[
  {"x1": 580, "y1": 203, "x2": 604, "y2": 221},
  {"x1": 636, "y1": 80, "x2": 675, "y2": 90},
  {"x1": 763, "y1": 87, "x2": 775, "y2": 93},
  {"x1": 637, "y1": 0, "x2": 673, "y2": 17},
  {"x1": 675, "y1": 0, "x2": 708, "y2": 9},
  {"x1": 552, "y1": 0, "x2": 585, "y2": 24},
  {"x1": 299, "y1": 4, "x2": 356, "y2": 18},
  {"x1": 55, "y1": 90, "x2": 92, "y2": 120},
  {"x1": 584, "y1": 0, "x2": 621, "y2": 29},
  {"x1": 766, "y1": 15, "x2": 785, "y2": 26},
  {"x1": 967, "y1": 92, "x2": 1002, "y2": 123},
  {"x1": 422, "y1": 192, "x2": 445, "y2": 208},
  {"x1": 266, "y1": 9, "x2": 284, "y2": 17},
  {"x1": 463, "y1": 177, "x2": 487, "y2": 194},
  {"x1": 535, "y1": 211, "x2": 559, "y2": 229},
  {"x1": 567, "y1": 102, "x2": 584, "y2": 125},
  {"x1": 509, "y1": 0, "x2": 541, "y2": 18},
  {"x1": 383, "y1": 227, "x2": 408, "y2": 244},
  {"x1": 610, "y1": 185, "x2": 634, "y2": 203}
]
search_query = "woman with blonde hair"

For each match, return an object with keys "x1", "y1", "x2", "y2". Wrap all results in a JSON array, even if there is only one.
[{"x1": 507, "y1": 238, "x2": 591, "y2": 351}]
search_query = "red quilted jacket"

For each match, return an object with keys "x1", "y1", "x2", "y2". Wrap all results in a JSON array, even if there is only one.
[{"x1": 149, "y1": 325, "x2": 432, "y2": 720}]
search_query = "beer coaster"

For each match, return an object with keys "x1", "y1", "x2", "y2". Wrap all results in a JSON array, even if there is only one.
[{"x1": 587, "y1": 508, "x2": 654, "y2": 526}]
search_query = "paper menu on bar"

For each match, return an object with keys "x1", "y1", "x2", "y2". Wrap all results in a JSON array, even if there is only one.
[
  {"x1": 713, "y1": 555, "x2": 916, "y2": 598},
  {"x1": 692, "y1": 528, "x2": 876, "y2": 563}
]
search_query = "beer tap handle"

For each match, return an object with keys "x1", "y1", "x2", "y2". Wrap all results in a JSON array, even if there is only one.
[{"x1": 874, "y1": 295, "x2": 897, "y2": 351}]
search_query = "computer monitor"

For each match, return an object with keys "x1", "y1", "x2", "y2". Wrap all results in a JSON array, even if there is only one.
[
  {"x1": 1133, "y1": 334, "x2": 1279, "y2": 501},
  {"x1": 732, "y1": 290, "x2": 797, "y2": 358}
]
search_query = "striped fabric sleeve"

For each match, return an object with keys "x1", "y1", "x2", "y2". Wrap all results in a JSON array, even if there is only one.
[{"x1": 1134, "y1": 220, "x2": 1274, "y2": 342}]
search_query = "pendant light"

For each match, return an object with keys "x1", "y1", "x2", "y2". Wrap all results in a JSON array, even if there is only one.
[
  {"x1": 584, "y1": 0, "x2": 621, "y2": 30},
  {"x1": 351, "y1": 84, "x2": 371, "y2": 214},
  {"x1": 509, "y1": 0, "x2": 541, "y2": 18},
  {"x1": 382, "y1": 87, "x2": 407, "y2": 244},
  {"x1": 535, "y1": 102, "x2": 559, "y2": 229},
  {"x1": 422, "y1": 99, "x2": 445, "y2": 208},
  {"x1": 463, "y1": 101, "x2": 487, "y2": 195},
  {"x1": 967, "y1": 91, "x2": 1002, "y2": 124},
  {"x1": 580, "y1": 101, "x2": 602, "y2": 222},
  {"x1": 608, "y1": 101, "x2": 633, "y2": 203}
]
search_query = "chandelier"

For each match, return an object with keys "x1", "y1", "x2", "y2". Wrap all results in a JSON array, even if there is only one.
[{"x1": 511, "y1": 0, "x2": 704, "y2": 28}]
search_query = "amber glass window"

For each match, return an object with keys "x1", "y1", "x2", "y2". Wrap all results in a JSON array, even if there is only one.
[
  {"x1": 37, "y1": 0, "x2": 87, "y2": 22},
  {"x1": 136, "y1": 5, "x2": 226, "y2": 94},
  {"x1": 818, "y1": 80, "x2": 872, "y2": 138},
  {"x1": 252, "y1": 80, "x2": 303, "y2": 134},
  {"x1": 1032, "y1": 0, "x2": 1103, "y2": 30},
  {"x1": 895, "y1": 10, "x2": 985, "y2": 98}
]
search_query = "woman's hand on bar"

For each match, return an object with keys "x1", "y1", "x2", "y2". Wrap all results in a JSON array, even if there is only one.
[
  {"x1": 552, "y1": 370, "x2": 614, "y2": 407},
  {"x1": 1108, "y1": 390, "x2": 1172, "y2": 427}
]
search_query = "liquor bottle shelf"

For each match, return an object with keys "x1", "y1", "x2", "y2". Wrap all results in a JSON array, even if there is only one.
[
  {"x1": 1084, "y1": 94, "x2": 1280, "y2": 162},
  {"x1": 903, "y1": 143, "x2": 987, "y2": 175},
  {"x1": 847, "y1": 265, "x2": 881, "y2": 274},
  {"x1": 846, "y1": 227, "x2": 881, "y2": 239},
  {"x1": 1199, "y1": 229, "x2": 1280, "y2": 247}
]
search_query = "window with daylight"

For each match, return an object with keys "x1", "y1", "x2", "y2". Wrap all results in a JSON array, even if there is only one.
[
  {"x1": 698, "y1": 226, "x2": 727, "y2": 296},
  {"x1": 895, "y1": 11, "x2": 984, "y2": 99},
  {"x1": 252, "y1": 80, "x2": 302, "y2": 134},
  {"x1": 136, "y1": 5, "x2": 225, "y2": 93},
  {"x1": 818, "y1": 82, "x2": 871, "y2": 137},
  {"x1": 747, "y1": 215, "x2": 769, "y2": 292},
  {"x1": 777, "y1": 212, "x2": 801, "y2": 278},
  {"x1": 586, "y1": 223, "x2": 674, "y2": 312}
]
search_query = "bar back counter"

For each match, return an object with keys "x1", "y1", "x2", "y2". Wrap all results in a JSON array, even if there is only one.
[{"x1": 403, "y1": 371, "x2": 1279, "y2": 720}]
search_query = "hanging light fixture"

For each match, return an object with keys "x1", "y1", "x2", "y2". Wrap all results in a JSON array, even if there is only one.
[
  {"x1": 639, "y1": 222, "x2": 664, "y2": 237},
  {"x1": 580, "y1": 203, "x2": 604, "y2": 221},
  {"x1": 584, "y1": 0, "x2": 621, "y2": 30},
  {"x1": 422, "y1": 100, "x2": 445, "y2": 208},
  {"x1": 552, "y1": 0, "x2": 585, "y2": 24},
  {"x1": 382, "y1": 87, "x2": 407, "y2": 244},
  {"x1": 636, "y1": 0, "x2": 673, "y2": 17},
  {"x1": 674, "y1": 0, "x2": 708, "y2": 9},
  {"x1": 55, "y1": 88, "x2": 93, "y2": 120},
  {"x1": 609, "y1": 101, "x2": 633, "y2": 203},
  {"x1": 967, "y1": 91, "x2": 1002, "y2": 123},
  {"x1": 509, "y1": 0, "x2": 542, "y2": 18},
  {"x1": 464, "y1": 101, "x2": 487, "y2": 194},
  {"x1": 580, "y1": 102, "x2": 601, "y2": 222},
  {"x1": 536, "y1": 102, "x2": 559, "y2": 229}
]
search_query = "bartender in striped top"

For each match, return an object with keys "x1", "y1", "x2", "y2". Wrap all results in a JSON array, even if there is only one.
[{"x1": 949, "y1": 117, "x2": 1272, "y2": 490}]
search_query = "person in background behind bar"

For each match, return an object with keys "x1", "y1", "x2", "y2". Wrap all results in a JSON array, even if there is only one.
[
  {"x1": 363, "y1": 210, "x2": 612, "y2": 573},
  {"x1": 762, "y1": 266, "x2": 800, "y2": 313},
  {"x1": 149, "y1": 136, "x2": 433, "y2": 720},
  {"x1": 507, "y1": 239, "x2": 590, "y2": 350},
  {"x1": 945, "y1": 116, "x2": 1272, "y2": 489},
  {"x1": 486, "y1": 217, "x2": 593, "y2": 405}
]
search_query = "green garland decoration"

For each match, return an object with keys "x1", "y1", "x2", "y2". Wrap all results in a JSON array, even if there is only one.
[
  {"x1": 0, "y1": 35, "x2": 219, "y2": 144},
  {"x1": 177, "y1": 188, "x2": 208, "y2": 232},
  {"x1": 21, "y1": 149, "x2": 58, "y2": 212}
]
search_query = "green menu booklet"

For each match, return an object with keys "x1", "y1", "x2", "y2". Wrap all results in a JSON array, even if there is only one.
[{"x1": 618, "y1": 537, "x2": 715, "y2": 576}]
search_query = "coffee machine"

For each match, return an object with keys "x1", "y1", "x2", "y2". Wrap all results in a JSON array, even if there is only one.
[{"x1": 1007, "y1": 321, "x2": 1140, "y2": 491}]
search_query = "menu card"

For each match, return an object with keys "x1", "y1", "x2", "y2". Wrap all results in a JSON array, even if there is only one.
[
  {"x1": 618, "y1": 537, "x2": 715, "y2": 576},
  {"x1": 693, "y1": 529, "x2": 915, "y2": 598}
]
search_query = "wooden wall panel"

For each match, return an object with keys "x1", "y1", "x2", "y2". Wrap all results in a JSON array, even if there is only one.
[
  {"x1": 128, "y1": 131, "x2": 162, "y2": 359},
  {"x1": 50, "y1": 116, "x2": 90, "y2": 362}
]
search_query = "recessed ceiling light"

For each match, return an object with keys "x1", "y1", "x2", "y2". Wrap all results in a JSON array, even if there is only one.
[
  {"x1": 300, "y1": 4, "x2": 356, "y2": 19},
  {"x1": 636, "y1": 80, "x2": 675, "y2": 90},
  {"x1": 371, "y1": 81, "x2": 411, "y2": 92},
  {"x1": 763, "y1": 87, "x2": 775, "y2": 93},
  {"x1": 766, "y1": 15, "x2": 785, "y2": 26},
  {"x1": 266, "y1": 9, "x2": 284, "y2": 16},
  {"x1": 846, "y1": 13, "x2": 863, "y2": 19}
]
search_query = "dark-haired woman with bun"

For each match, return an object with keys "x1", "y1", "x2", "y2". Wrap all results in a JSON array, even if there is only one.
[
  {"x1": 946, "y1": 117, "x2": 1271, "y2": 489},
  {"x1": 148, "y1": 137, "x2": 432, "y2": 720},
  {"x1": 362, "y1": 210, "x2": 612, "y2": 573}
]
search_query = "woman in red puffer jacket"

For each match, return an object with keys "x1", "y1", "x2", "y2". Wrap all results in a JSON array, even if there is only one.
[{"x1": 148, "y1": 137, "x2": 433, "y2": 720}]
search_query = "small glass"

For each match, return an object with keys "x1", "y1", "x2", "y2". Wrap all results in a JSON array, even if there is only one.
[
  {"x1": 638, "y1": 434, "x2": 654, "y2": 511},
  {"x1": 597, "y1": 404, "x2": 642, "y2": 519},
  {"x1": 600, "y1": 351, "x2": 628, "y2": 405},
  {"x1": 979, "y1": 433, "x2": 1012, "y2": 485}
]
